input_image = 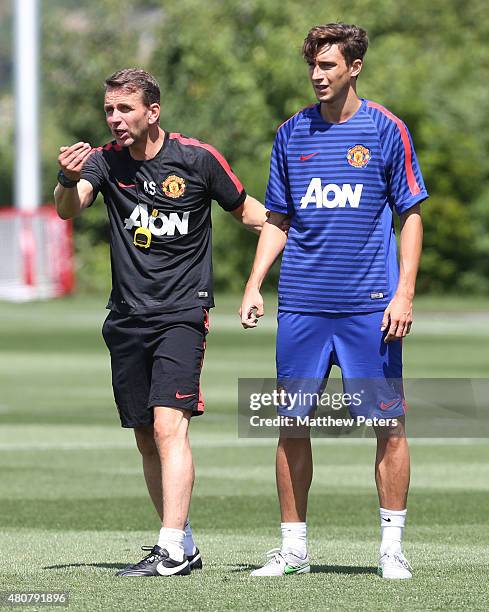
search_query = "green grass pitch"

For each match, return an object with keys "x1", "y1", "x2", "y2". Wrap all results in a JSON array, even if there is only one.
[{"x1": 0, "y1": 295, "x2": 488, "y2": 610}]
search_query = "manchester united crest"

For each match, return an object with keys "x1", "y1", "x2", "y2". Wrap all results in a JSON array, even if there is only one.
[
  {"x1": 346, "y1": 145, "x2": 371, "y2": 168},
  {"x1": 162, "y1": 175, "x2": 186, "y2": 198}
]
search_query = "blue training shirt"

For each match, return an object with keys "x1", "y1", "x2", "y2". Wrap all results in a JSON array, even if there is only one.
[{"x1": 266, "y1": 98, "x2": 428, "y2": 313}]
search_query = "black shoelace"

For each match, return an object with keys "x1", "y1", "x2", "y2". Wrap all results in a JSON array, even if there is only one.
[{"x1": 132, "y1": 545, "x2": 163, "y2": 568}]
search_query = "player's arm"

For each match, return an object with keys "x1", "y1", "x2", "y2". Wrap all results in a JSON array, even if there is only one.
[
  {"x1": 240, "y1": 212, "x2": 289, "y2": 328},
  {"x1": 54, "y1": 142, "x2": 94, "y2": 219},
  {"x1": 382, "y1": 204, "x2": 423, "y2": 342},
  {"x1": 230, "y1": 195, "x2": 268, "y2": 234}
]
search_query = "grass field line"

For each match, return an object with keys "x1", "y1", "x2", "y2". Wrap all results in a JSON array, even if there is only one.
[
  {"x1": 1, "y1": 525, "x2": 488, "y2": 543},
  {"x1": 3, "y1": 529, "x2": 489, "y2": 559},
  {"x1": 207, "y1": 312, "x2": 489, "y2": 334},
  {"x1": 1, "y1": 423, "x2": 488, "y2": 445},
  {"x1": 0, "y1": 440, "x2": 275, "y2": 451},
  {"x1": 0, "y1": 353, "x2": 110, "y2": 367},
  {"x1": 0, "y1": 437, "x2": 488, "y2": 451},
  {"x1": 98, "y1": 464, "x2": 489, "y2": 490},
  {"x1": 1, "y1": 311, "x2": 488, "y2": 336}
]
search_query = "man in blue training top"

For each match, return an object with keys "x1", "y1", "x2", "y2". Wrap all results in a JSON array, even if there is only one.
[{"x1": 240, "y1": 23, "x2": 428, "y2": 579}]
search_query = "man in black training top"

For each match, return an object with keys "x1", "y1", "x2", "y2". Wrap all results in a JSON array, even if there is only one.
[{"x1": 54, "y1": 68, "x2": 267, "y2": 577}]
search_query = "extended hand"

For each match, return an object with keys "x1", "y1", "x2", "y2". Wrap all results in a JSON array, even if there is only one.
[
  {"x1": 58, "y1": 142, "x2": 93, "y2": 181},
  {"x1": 381, "y1": 295, "x2": 413, "y2": 343},
  {"x1": 240, "y1": 285, "x2": 264, "y2": 329}
]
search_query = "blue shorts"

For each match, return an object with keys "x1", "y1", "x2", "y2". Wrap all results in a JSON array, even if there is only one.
[{"x1": 276, "y1": 310, "x2": 406, "y2": 420}]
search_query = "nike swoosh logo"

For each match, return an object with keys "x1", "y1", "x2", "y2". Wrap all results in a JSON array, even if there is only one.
[
  {"x1": 117, "y1": 180, "x2": 136, "y2": 188},
  {"x1": 299, "y1": 152, "x2": 319, "y2": 161},
  {"x1": 175, "y1": 392, "x2": 196, "y2": 399},
  {"x1": 379, "y1": 400, "x2": 398, "y2": 410},
  {"x1": 381, "y1": 516, "x2": 392, "y2": 522},
  {"x1": 156, "y1": 559, "x2": 189, "y2": 576},
  {"x1": 284, "y1": 563, "x2": 309, "y2": 574}
]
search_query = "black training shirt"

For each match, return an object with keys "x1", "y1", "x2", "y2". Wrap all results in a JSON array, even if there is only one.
[{"x1": 81, "y1": 132, "x2": 246, "y2": 314}]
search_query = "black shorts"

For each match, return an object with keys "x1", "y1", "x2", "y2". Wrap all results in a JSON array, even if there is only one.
[{"x1": 102, "y1": 307, "x2": 209, "y2": 428}]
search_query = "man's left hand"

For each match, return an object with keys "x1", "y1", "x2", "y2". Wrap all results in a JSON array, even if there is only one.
[{"x1": 381, "y1": 295, "x2": 413, "y2": 343}]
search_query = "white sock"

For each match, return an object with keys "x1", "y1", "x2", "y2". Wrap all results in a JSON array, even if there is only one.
[
  {"x1": 281, "y1": 522, "x2": 307, "y2": 558},
  {"x1": 183, "y1": 518, "x2": 197, "y2": 556},
  {"x1": 380, "y1": 507, "x2": 407, "y2": 555},
  {"x1": 157, "y1": 527, "x2": 185, "y2": 562}
]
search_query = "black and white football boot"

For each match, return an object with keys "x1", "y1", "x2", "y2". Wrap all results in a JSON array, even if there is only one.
[
  {"x1": 116, "y1": 545, "x2": 190, "y2": 577},
  {"x1": 188, "y1": 547, "x2": 203, "y2": 570}
]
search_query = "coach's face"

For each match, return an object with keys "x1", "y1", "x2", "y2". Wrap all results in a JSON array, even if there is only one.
[
  {"x1": 104, "y1": 87, "x2": 160, "y2": 147},
  {"x1": 308, "y1": 44, "x2": 362, "y2": 104}
]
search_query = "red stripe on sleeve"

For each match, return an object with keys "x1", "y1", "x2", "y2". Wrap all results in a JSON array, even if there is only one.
[
  {"x1": 169, "y1": 133, "x2": 244, "y2": 193},
  {"x1": 367, "y1": 101, "x2": 421, "y2": 196},
  {"x1": 196, "y1": 311, "x2": 208, "y2": 415},
  {"x1": 93, "y1": 142, "x2": 122, "y2": 153}
]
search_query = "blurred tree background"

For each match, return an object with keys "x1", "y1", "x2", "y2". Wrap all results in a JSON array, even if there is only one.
[{"x1": 0, "y1": 0, "x2": 488, "y2": 294}]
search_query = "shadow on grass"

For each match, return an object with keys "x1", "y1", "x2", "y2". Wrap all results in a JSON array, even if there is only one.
[
  {"x1": 311, "y1": 565, "x2": 377, "y2": 575},
  {"x1": 231, "y1": 564, "x2": 377, "y2": 575},
  {"x1": 43, "y1": 563, "x2": 126, "y2": 570}
]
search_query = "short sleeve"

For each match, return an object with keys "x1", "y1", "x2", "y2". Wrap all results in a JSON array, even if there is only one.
[
  {"x1": 265, "y1": 128, "x2": 294, "y2": 216},
  {"x1": 204, "y1": 147, "x2": 246, "y2": 212},
  {"x1": 81, "y1": 149, "x2": 107, "y2": 201},
  {"x1": 384, "y1": 121, "x2": 428, "y2": 215}
]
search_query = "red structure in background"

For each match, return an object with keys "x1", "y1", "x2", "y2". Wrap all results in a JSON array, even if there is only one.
[{"x1": 0, "y1": 205, "x2": 74, "y2": 301}]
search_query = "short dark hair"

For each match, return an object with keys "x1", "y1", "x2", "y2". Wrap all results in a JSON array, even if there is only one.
[
  {"x1": 303, "y1": 23, "x2": 368, "y2": 66},
  {"x1": 104, "y1": 68, "x2": 160, "y2": 106}
]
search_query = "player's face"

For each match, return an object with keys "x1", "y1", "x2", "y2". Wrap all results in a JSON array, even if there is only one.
[
  {"x1": 308, "y1": 44, "x2": 362, "y2": 104},
  {"x1": 104, "y1": 88, "x2": 159, "y2": 147}
]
